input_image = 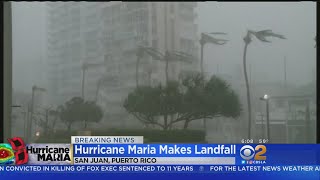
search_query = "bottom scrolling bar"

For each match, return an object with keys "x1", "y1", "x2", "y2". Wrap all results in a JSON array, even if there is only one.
[{"x1": 1, "y1": 165, "x2": 320, "y2": 173}]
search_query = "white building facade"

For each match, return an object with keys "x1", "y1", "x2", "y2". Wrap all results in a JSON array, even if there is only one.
[{"x1": 46, "y1": 2, "x2": 199, "y2": 128}]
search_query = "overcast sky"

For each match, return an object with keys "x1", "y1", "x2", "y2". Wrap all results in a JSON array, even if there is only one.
[
  {"x1": 12, "y1": 2, "x2": 316, "y2": 93},
  {"x1": 12, "y1": 2, "x2": 46, "y2": 92},
  {"x1": 197, "y1": 2, "x2": 316, "y2": 85}
]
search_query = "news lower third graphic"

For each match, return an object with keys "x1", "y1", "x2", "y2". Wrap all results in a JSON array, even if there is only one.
[
  {"x1": 0, "y1": 137, "x2": 72, "y2": 165},
  {"x1": 2, "y1": 136, "x2": 320, "y2": 179}
]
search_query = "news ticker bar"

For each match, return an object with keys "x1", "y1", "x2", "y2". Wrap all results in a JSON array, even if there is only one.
[
  {"x1": 1, "y1": 165, "x2": 320, "y2": 173},
  {"x1": 72, "y1": 157, "x2": 235, "y2": 165}
]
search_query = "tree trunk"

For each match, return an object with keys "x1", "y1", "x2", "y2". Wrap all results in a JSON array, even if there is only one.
[
  {"x1": 165, "y1": 58, "x2": 169, "y2": 85},
  {"x1": 243, "y1": 42, "x2": 252, "y2": 139},
  {"x1": 169, "y1": 114, "x2": 174, "y2": 130},
  {"x1": 200, "y1": 43, "x2": 204, "y2": 75},
  {"x1": 183, "y1": 120, "x2": 190, "y2": 130},
  {"x1": 164, "y1": 115, "x2": 168, "y2": 130},
  {"x1": 200, "y1": 43, "x2": 207, "y2": 130}
]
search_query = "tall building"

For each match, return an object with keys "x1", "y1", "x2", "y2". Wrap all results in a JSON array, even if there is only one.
[
  {"x1": 46, "y1": 2, "x2": 106, "y2": 104},
  {"x1": 46, "y1": 2, "x2": 199, "y2": 128}
]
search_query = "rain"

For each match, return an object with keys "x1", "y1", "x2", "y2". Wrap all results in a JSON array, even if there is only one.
[{"x1": 9, "y1": 2, "x2": 316, "y2": 144}]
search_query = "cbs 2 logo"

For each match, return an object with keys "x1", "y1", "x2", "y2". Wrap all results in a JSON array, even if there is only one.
[{"x1": 240, "y1": 145, "x2": 266, "y2": 160}]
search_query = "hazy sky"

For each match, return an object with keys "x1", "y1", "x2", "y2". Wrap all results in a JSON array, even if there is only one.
[
  {"x1": 12, "y1": 2, "x2": 316, "y2": 93},
  {"x1": 12, "y1": 2, "x2": 46, "y2": 92},
  {"x1": 197, "y1": 2, "x2": 316, "y2": 85}
]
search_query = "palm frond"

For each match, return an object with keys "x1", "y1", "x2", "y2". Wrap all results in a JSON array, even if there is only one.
[
  {"x1": 201, "y1": 33, "x2": 228, "y2": 45},
  {"x1": 254, "y1": 35, "x2": 271, "y2": 43},
  {"x1": 136, "y1": 46, "x2": 165, "y2": 61},
  {"x1": 253, "y1": 29, "x2": 286, "y2": 43},
  {"x1": 209, "y1": 32, "x2": 227, "y2": 35},
  {"x1": 168, "y1": 51, "x2": 194, "y2": 63},
  {"x1": 144, "y1": 47, "x2": 165, "y2": 61}
]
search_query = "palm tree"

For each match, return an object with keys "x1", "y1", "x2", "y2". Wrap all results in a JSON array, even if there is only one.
[
  {"x1": 133, "y1": 46, "x2": 194, "y2": 129},
  {"x1": 135, "y1": 47, "x2": 144, "y2": 88},
  {"x1": 135, "y1": 46, "x2": 163, "y2": 88},
  {"x1": 200, "y1": 32, "x2": 228, "y2": 75},
  {"x1": 81, "y1": 62, "x2": 104, "y2": 99},
  {"x1": 135, "y1": 46, "x2": 194, "y2": 86},
  {"x1": 243, "y1": 29, "x2": 286, "y2": 139},
  {"x1": 165, "y1": 50, "x2": 194, "y2": 84},
  {"x1": 199, "y1": 32, "x2": 228, "y2": 129}
]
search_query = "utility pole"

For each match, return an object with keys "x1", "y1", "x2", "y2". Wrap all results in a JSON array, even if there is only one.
[
  {"x1": 258, "y1": 113, "x2": 265, "y2": 138},
  {"x1": 266, "y1": 99, "x2": 270, "y2": 142},
  {"x1": 27, "y1": 86, "x2": 46, "y2": 143}
]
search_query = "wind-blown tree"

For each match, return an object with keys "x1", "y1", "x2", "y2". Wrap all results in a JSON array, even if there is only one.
[
  {"x1": 48, "y1": 108, "x2": 60, "y2": 135},
  {"x1": 124, "y1": 73, "x2": 241, "y2": 130},
  {"x1": 199, "y1": 32, "x2": 228, "y2": 129},
  {"x1": 135, "y1": 46, "x2": 194, "y2": 86},
  {"x1": 124, "y1": 81, "x2": 182, "y2": 130},
  {"x1": 199, "y1": 32, "x2": 228, "y2": 75},
  {"x1": 59, "y1": 97, "x2": 103, "y2": 131},
  {"x1": 243, "y1": 29, "x2": 286, "y2": 139},
  {"x1": 134, "y1": 47, "x2": 195, "y2": 129},
  {"x1": 82, "y1": 100, "x2": 103, "y2": 129},
  {"x1": 177, "y1": 73, "x2": 241, "y2": 129},
  {"x1": 59, "y1": 97, "x2": 83, "y2": 131}
]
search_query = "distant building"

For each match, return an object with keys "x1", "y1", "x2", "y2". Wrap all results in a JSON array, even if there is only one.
[
  {"x1": 46, "y1": 2, "x2": 107, "y2": 104},
  {"x1": 253, "y1": 83, "x2": 316, "y2": 143},
  {"x1": 206, "y1": 72, "x2": 316, "y2": 144},
  {"x1": 99, "y1": 2, "x2": 199, "y2": 128},
  {"x1": 46, "y1": 2, "x2": 199, "y2": 128}
]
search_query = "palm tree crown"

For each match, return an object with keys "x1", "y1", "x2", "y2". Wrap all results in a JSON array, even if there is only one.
[
  {"x1": 200, "y1": 32, "x2": 228, "y2": 45},
  {"x1": 244, "y1": 29, "x2": 286, "y2": 44}
]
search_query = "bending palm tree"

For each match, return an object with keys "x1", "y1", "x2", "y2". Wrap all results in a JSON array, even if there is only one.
[
  {"x1": 200, "y1": 32, "x2": 228, "y2": 75},
  {"x1": 199, "y1": 32, "x2": 228, "y2": 129},
  {"x1": 243, "y1": 29, "x2": 286, "y2": 139},
  {"x1": 136, "y1": 46, "x2": 194, "y2": 86},
  {"x1": 81, "y1": 62, "x2": 104, "y2": 99}
]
